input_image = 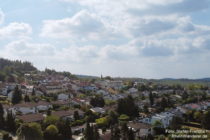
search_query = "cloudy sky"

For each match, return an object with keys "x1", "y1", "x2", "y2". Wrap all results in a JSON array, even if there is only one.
[{"x1": 0, "y1": 0, "x2": 210, "y2": 78}]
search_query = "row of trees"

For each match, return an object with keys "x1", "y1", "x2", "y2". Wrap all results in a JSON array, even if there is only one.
[
  {"x1": 110, "y1": 124, "x2": 135, "y2": 140},
  {"x1": 90, "y1": 96, "x2": 105, "y2": 107},
  {"x1": 16, "y1": 115, "x2": 72, "y2": 140},
  {"x1": 0, "y1": 58, "x2": 37, "y2": 82},
  {"x1": 83, "y1": 122, "x2": 135, "y2": 140},
  {"x1": 0, "y1": 103, "x2": 17, "y2": 133},
  {"x1": 0, "y1": 102, "x2": 72, "y2": 140},
  {"x1": 117, "y1": 95, "x2": 139, "y2": 118},
  {"x1": 183, "y1": 109, "x2": 210, "y2": 129},
  {"x1": 17, "y1": 119, "x2": 72, "y2": 140}
]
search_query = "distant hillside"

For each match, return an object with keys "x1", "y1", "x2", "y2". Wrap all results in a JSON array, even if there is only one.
[
  {"x1": 75, "y1": 74, "x2": 99, "y2": 79},
  {"x1": 160, "y1": 78, "x2": 210, "y2": 82},
  {"x1": 197, "y1": 78, "x2": 210, "y2": 82},
  {"x1": 0, "y1": 58, "x2": 37, "y2": 82},
  {"x1": 151, "y1": 78, "x2": 210, "y2": 87}
]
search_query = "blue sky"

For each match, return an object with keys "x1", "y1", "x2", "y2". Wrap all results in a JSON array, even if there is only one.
[{"x1": 0, "y1": 0, "x2": 210, "y2": 78}]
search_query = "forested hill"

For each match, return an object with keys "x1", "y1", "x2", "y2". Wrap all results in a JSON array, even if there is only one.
[{"x1": 0, "y1": 58, "x2": 37, "y2": 82}]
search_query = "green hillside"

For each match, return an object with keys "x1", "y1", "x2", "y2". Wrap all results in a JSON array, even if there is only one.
[{"x1": 0, "y1": 58, "x2": 37, "y2": 82}]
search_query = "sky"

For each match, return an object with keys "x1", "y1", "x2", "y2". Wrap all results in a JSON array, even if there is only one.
[{"x1": 0, "y1": 0, "x2": 210, "y2": 79}]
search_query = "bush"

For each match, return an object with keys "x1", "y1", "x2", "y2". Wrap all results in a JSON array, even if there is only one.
[{"x1": 118, "y1": 114, "x2": 130, "y2": 122}]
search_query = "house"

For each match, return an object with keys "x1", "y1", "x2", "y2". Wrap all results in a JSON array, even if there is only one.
[
  {"x1": 107, "y1": 88, "x2": 118, "y2": 94},
  {"x1": 10, "y1": 101, "x2": 52, "y2": 115},
  {"x1": 95, "y1": 80, "x2": 109, "y2": 89},
  {"x1": 35, "y1": 90, "x2": 44, "y2": 96},
  {"x1": 17, "y1": 113, "x2": 45, "y2": 123},
  {"x1": 71, "y1": 84, "x2": 80, "y2": 92},
  {"x1": 36, "y1": 101, "x2": 52, "y2": 112},
  {"x1": 128, "y1": 88, "x2": 138, "y2": 94},
  {"x1": 0, "y1": 86, "x2": 8, "y2": 96},
  {"x1": 169, "y1": 108, "x2": 184, "y2": 118},
  {"x1": 39, "y1": 82, "x2": 67, "y2": 94},
  {"x1": 70, "y1": 98, "x2": 81, "y2": 106},
  {"x1": 22, "y1": 85, "x2": 34, "y2": 94},
  {"x1": 12, "y1": 103, "x2": 37, "y2": 115},
  {"x1": 52, "y1": 110, "x2": 84, "y2": 121},
  {"x1": 58, "y1": 93, "x2": 69, "y2": 101},
  {"x1": 141, "y1": 91, "x2": 150, "y2": 97},
  {"x1": 151, "y1": 112, "x2": 174, "y2": 128},
  {"x1": 96, "y1": 90, "x2": 109, "y2": 96},
  {"x1": 176, "y1": 106, "x2": 188, "y2": 114},
  {"x1": 184, "y1": 103, "x2": 202, "y2": 111},
  {"x1": 82, "y1": 85, "x2": 98, "y2": 92},
  {"x1": 51, "y1": 100, "x2": 70, "y2": 107},
  {"x1": 128, "y1": 122, "x2": 153, "y2": 138},
  {"x1": 90, "y1": 107, "x2": 105, "y2": 114},
  {"x1": 108, "y1": 80, "x2": 123, "y2": 90},
  {"x1": 141, "y1": 117, "x2": 151, "y2": 124}
]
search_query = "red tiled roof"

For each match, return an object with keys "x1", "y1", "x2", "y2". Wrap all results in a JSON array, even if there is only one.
[
  {"x1": 13, "y1": 101, "x2": 51, "y2": 108},
  {"x1": 17, "y1": 113, "x2": 45, "y2": 123},
  {"x1": 52, "y1": 110, "x2": 83, "y2": 118}
]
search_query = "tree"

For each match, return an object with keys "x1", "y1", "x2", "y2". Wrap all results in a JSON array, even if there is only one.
[
  {"x1": 127, "y1": 128, "x2": 135, "y2": 140},
  {"x1": 108, "y1": 111, "x2": 118, "y2": 126},
  {"x1": 143, "y1": 105, "x2": 149, "y2": 113},
  {"x1": 43, "y1": 116, "x2": 59, "y2": 128},
  {"x1": 117, "y1": 95, "x2": 139, "y2": 118},
  {"x1": 56, "y1": 119, "x2": 72, "y2": 140},
  {"x1": 24, "y1": 95, "x2": 30, "y2": 102},
  {"x1": 153, "y1": 120, "x2": 162, "y2": 128},
  {"x1": 17, "y1": 123, "x2": 43, "y2": 140},
  {"x1": 170, "y1": 116, "x2": 182, "y2": 130},
  {"x1": 83, "y1": 123, "x2": 99, "y2": 140},
  {"x1": 138, "y1": 84, "x2": 147, "y2": 91},
  {"x1": 121, "y1": 123, "x2": 128, "y2": 140},
  {"x1": 194, "y1": 111, "x2": 202, "y2": 122},
  {"x1": 0, "y1": 71, "x2": 6, "y2": 82},
  {"x1": 118, "y1": 114, "x2": 130, "y2": 122},
  {"x1": 0, "y1": 103, "x2": 5, "y2": 129},
  {"x1": 149, "y1": 91, "x2": 154, "y2": 106},
  {"x1": 2, "y1": 133, "x2": 12, "y2": 140},
  {"x1": 85, "y1": 110, "x2": 97, "y2": 123},
  {"x1": 159, "y1": 97, "x2": 167, "y2": 111},
  {"x1": 202, "y1": 110, "x2": 210, "y2": 129},
  {"x1": 6, "y1": 111, "x2": 16, "y2": 133},
  {"x1": 44, "y1": 125, "x2": 59, "y2": 140},
  {"x1": 12, "y1": 85, "x2": 22, "y2": 104},
  {"x1": 74, "y1": 110, "x2": 80, "y2": 121},
  {"x1": 182, "y1": 91, "x2": 189, "y2": 100},
  {"x1": 96, "y1": 117, "x2": 109, "y2": 128},
  {"x1": 152, "y1": 121, "x2": 165, "y2": 135},
  {"x1": 90, "y1": 97, "x2": 105, "y2": 107},
  {"x1": 93, "y1": 126, "x2": 100, "y2": 140},
  {"x1": 84, "y1": 123, "x2": 94, "y2": 140},
  {"x1": 111, "y1": 125, "x2": 120, "y2": 140},
  {"x1": 32, "y1": 88, "x2": 35, "y2": 96},
  {"x1": 47, "y1": 109, "x2": 51, "y2": 116}
]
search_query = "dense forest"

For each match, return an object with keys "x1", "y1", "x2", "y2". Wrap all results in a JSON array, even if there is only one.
[{"x1": 0, "y1": 58, "x2": 37, "y2": 82}]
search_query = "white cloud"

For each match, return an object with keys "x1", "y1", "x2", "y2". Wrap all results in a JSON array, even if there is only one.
[
  {"x1": 2, "y1": 40, "x2": 55, "y2": 58},
  {"x1": 0, "y1": 22, "x2": 32, "y2": 40},
  {"x1": 1, "y1": 0, "x2": 210, "y2": 78},
  {"x1": 41, "y1": 10, "x2": 104, "y2": 39}
]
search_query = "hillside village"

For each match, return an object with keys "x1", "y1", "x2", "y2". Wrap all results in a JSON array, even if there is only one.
[{"x1": 0, "y1": 59, "x2": 210, "y2": 140}]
